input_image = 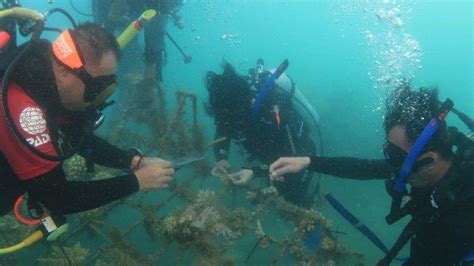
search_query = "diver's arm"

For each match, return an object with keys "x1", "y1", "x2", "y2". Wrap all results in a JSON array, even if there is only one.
[
  {"x1": 79, "y1": 134, "x2": 140, "y2": 170},
  {"x1": 22, "y1": 166, "x2": 139, "y2": 215},
  {"x1": 309, "y1": 156, "x2": 391, "y2": 180},
  {"x1": 213, "y1": 124, "x2": 231, "y2": 161}
]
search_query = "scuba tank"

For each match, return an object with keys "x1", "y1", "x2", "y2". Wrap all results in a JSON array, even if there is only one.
[
  {"x1": 249, "y1": 59, "x2": 323, "y2": 156},
  {"x1": 270, "y1": 68, "x2": 321, "y2": 124}
]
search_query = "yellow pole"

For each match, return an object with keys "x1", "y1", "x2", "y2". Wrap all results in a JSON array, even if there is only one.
[{"x1": 116, "y1": 9, "x2": 157, "y2": 49}]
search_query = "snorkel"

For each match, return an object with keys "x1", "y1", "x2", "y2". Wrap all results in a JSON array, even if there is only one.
[
  {"x1": 393, "y1": 98, "x2": 454, "y2": 192},
  {"x1": 1, "y1": 6, "x2": 156, "y2": 161},
  {"x1": 385, "y1": 98, "x2": 454, "y2": 225},
  {"x1": 117, "y1": 9, "x2": 156, "y2": 49},
  {"x1": 95, "y1": 9, "x2": 157, "y2": 106},
  {"x1": 251, "y1": 59, "x2": 289, "y2": 115},
  {"x1": 0, "y1": 4, "x2": 158, "y2": 255},
  {"x1": 381, "y1": 99, "x2": 463, "y2": 265}
]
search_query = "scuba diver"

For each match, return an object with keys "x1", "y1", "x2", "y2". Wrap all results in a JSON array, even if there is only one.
[
  {"x1": 269, "y1": 84, "x2": 474, "y2": 265},
  {"x1": 0, "y1": 2, "x2": 174, "y2": 223},
  {"x1": 92, "y1": 0, "x2": 185, "y2": 85},
  {"x1": 206, "y1": 59, "x2": 321, "y2": 207}
]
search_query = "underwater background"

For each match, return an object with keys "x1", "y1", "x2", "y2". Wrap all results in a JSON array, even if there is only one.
[{"x1": 3, "y1": 0, "x2": 473, "y2": 265}]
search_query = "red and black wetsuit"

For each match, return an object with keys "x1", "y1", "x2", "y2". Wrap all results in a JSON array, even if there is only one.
[{"x1": 0, "y1": 40, "x2": 139, "y2": 216}]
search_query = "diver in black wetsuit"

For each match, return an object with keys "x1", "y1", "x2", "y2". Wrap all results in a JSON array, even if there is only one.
[
  {"x1": 269, "y1": 85, "x2": 474, "y2": 265},
  {"x1": 205, "y1": 61, "x2": 318, "y2": 207},
  {"x1": 92, "y1": 0, "x2": 184, "y2": 84}
]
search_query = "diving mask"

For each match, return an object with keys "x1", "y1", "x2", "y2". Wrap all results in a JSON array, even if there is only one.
[
  {"x1": 384, "y1": 141, "x2": 434, "y2": 177},
  {"x1": 384, "y1": 141, "x2": 408, "y2": 171},
  {"x1": 52, "y1": 30, "x2": 117, "y2": 107}
]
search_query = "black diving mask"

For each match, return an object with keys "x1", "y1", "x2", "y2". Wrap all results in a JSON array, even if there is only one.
[
  {"x1": 384, "y1": 141, "x2": 408, "y2": 171},
  {"x1": 383, "y1": 141, "x2": 434, "y2": 175},
  {"x1": 52, "y1": 30, "x2": 118, "y2": 107},
  {"x1": 74, "y1": 68, "x2": 117, "y2": 104}
]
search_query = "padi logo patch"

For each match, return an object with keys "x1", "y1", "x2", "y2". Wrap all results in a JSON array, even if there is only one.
[
  {"x1": 19, "y1": 107, "x2": 47, "y2": 134},
  {"x1": 27, "y1": 133, "x2": 51, "y2": 148},
  {"x1": 19, "y1": 107, "x2": 51, "y2": 147}
]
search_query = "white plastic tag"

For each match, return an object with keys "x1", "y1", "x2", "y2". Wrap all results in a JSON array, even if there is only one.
[{"x1": 41, "y1": 216, "x2": 58, "y2": 233}]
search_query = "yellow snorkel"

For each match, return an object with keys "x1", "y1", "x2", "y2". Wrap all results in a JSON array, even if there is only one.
[
  {"x1": 0, "y1": 195, "x2": 69, "y2": 255},
  {"x1": 0, "y1": 7, "x2": 158, "y2": 108},
  {"x1": 0, "y1": 221, "x2": 69, "y2": 255},
  {"x1": 93, "y1": 9, "x2": 157, "y2": 107},
  {"x1": 116, "y1": 9, "x2": 157, "y2": 49},
  {"x1": 0, "y1": 8, "x2": 156, "y2": 255}
]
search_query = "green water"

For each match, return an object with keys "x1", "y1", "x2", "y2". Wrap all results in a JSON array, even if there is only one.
[{"x1": 4, "y1": 0, "x2": 473, "y2": 265}]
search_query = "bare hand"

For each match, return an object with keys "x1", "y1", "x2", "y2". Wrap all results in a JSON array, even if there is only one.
[
  {"x1": 269, "y1": 157, "x2": 311, "y2": 182},
  {"x1": 135, "y1": 158, "x2": 175, "y2": 191},
  {"x1": 139, "y1": 157, "x2": 165, "y2": 168},
  {"x1": 229, "y1": 169, "x2": 254, "y2": 186}
]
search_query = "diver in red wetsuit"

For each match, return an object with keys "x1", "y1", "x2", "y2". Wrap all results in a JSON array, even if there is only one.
[{"x1": 0, "y1": 23, "x2": 174, "y2": 216}]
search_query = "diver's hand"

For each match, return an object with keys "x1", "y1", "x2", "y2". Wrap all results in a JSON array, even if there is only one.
[
  {"x1": 131, "y1": 156, "x2": 163, "y2": 171},
  {"x1": 138, "y1": 157, "x2": 165, "y2": 168},
  {"x1": 135, "y1": 159, "x2": 175, "y2": 191},
  {"x1": 269, "y1": 157, "x2": 311, "y2": 182},
  {"x1": 229, "y1": 169, "x2": 254, "y2": 186}
]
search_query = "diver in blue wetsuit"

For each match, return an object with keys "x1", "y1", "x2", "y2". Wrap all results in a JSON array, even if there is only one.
[
  {"x1": 269, "y1": 85, "x2": 474, "y2": 265},
  {"x1": 206, "y1": 60, "x2": 320, "y2": 207}
]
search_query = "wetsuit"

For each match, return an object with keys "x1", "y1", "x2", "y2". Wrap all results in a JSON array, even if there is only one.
[
  {"x1": 308, "y1": 155, "x2": 474, "y2": 265},
  {"x1": 0, "y1": 40, "x2": 139, "y2": 216},
  {"x1": 208, "y1": 65, "x2": 318, "y2": 206}
]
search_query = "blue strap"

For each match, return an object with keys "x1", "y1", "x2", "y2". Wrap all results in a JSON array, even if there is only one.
[{"x1": 251, "y1": 59, "x2": 289, "y2": 115}]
